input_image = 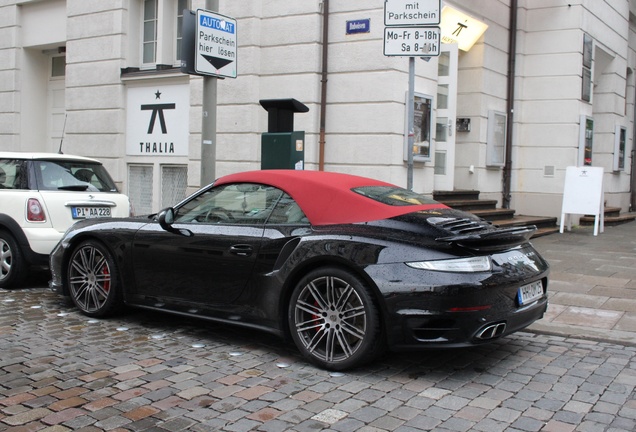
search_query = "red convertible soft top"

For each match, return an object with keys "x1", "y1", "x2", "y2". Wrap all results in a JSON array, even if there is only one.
[{"x1": 214, "y1": 170, "x2": 448, "y2": 226}]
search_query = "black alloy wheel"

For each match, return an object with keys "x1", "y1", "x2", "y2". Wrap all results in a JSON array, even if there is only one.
[
  {"x1": 288, "y1": 266, "x2": 384, "y2": 370},
  {"x1": 67, "y1": 240, "x2": 122, "y2": 317}
]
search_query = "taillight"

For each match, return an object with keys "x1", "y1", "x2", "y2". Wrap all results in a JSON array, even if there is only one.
[{"x1": 27, "y1": 198, "x2": 46, "y2": 222}]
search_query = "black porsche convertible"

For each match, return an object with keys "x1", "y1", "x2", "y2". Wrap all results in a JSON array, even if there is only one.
[{"x1": 49, "y1": 170, "x2": 549, "y2": 370}]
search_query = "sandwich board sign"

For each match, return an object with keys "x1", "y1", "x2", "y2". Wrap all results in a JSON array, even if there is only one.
[
  {"x1": 195, "y1": 9, "x2": 237, "y2": 79},
  {"x1": 560, "y1": 166, "x2": 604, "y2": 236}
]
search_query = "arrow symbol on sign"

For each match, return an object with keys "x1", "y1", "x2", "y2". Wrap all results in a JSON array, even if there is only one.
[{"x1": 201, "y1": 55, "x2": 233, "y2": 70}]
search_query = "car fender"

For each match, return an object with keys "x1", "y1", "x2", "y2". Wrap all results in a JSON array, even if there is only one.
[
  {"x1": 273, "y1": 235, "x2": 390, "y2": 337},
  {"x1": 0, "y1": 213, "x2": 47, "y2": 265}
]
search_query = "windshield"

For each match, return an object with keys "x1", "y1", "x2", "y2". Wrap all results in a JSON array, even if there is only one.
[
  {"x1": 352, "y1": 186, "x2": 438, "y2": 206},
  {"x1": 34, "y1": 160, "x2": 119, "y2": 192}
]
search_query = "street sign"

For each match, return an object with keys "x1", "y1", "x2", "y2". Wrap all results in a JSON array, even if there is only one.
[
  {"x1": 384, "y1": 26, "x2": 440, "y2": 56},
  {"x1": 384, "y1": 0, "x2": 441, "y2": 26},
  {"x1": 195, "y1": 9, "x2": 237, "y2": 79}
]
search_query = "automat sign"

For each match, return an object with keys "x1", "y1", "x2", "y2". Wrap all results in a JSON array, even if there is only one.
[{"x1": 195, "y1": 9, "x2": 237, "y2": 79}]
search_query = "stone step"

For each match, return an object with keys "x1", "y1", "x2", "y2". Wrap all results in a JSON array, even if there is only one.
[
  {"x1": 580, "y1": 210, "x2": 636, "y2": 226},
  {"x1": 436, "y1": 190, "x2": 559, "y2": 237},
  {"x1": 492, "y1": 215, "x2": 560, "y2": 238},
  {"x1": 470, "y1": 207, "x2": 516, "y2": 221},
  {"x1": 438, "y1": 199, "x2": 498, "y2": 211},
  {"x1": 433, "y1": 189, "x2": 480, "y2": 202}
]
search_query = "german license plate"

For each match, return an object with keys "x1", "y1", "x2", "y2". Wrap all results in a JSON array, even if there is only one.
[
  {"x1": 517, "y1": 281, "x2": 543, "y2": 306},
  {"x1": 72, "y1": 206, "x2": 111, "y2": 219}
]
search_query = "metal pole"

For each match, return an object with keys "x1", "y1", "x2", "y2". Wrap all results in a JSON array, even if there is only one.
[
  {"x1": 201, "y1": 0, "x2": 219, "y2": 187},
  {"x1": 407, "y1": 56, "x2": 415, "y2": 190}
]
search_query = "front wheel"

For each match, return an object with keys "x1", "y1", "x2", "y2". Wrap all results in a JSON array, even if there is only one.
[
  {"x1": 288, "y1": 266, "x2": 384, "y2": 371},
  {"x1": 67, "y1": 240, "x2": 122, "y2": 317}
]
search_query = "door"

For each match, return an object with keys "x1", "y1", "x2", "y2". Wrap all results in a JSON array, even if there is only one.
[
  {"x1": 131, "y1": 223, "x2": 263, "y2": 305},
  {"x1": 48, "y1": 55, "x2": 66, "y2": 153},
  {"x1": 130, "y1": 183, "x2": 282, "y2": 306},
  {"x1": 433, "y1": 43, "x2": 458, "y2": 191}
]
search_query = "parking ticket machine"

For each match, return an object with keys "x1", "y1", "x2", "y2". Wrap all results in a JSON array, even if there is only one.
[{"x1": 259, "y1": 98, "x2": 308, "y2": 170}]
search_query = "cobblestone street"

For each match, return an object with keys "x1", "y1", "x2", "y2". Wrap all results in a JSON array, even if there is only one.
[{"x1": 1, "y1": 282, "x2": 636, "y2": 431}]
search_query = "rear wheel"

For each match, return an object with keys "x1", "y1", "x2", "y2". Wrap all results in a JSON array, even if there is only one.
[
  {"x1": 288, "y1": 266, "x2": 384, "y2": 370},
  {"x1": 0, "y1": 230, "x2": 26, "y2": 289},
  {"x1": 67, "y1": 240, "x2": 122, "y2": 317}
]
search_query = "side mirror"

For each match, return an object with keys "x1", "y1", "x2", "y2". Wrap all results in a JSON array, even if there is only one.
[
  {"x1": 158, "y1": 208, "x2": 193, "y2": 237},
  {"x1": 158, "y1": 207, "x2": 175, "y2": 230}
]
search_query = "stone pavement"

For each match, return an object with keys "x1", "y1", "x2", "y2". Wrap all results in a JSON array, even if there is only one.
[
  {"x1": 1, "y1": 224, "x2": 636, "y2": 431},
  {"x1": 528, "y1": 221, "x2": 636, "y2": 346}
]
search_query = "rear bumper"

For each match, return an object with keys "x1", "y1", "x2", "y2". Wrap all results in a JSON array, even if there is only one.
[
  {"x1": 387, "y1": 297, "x2": 548, "y2": 351},
  {"x1": 23, "y1": 226, "x2": 64, "y2": 255},
  {"x1": 364, "y1": 250, "x2": 550, "y2": 351}
]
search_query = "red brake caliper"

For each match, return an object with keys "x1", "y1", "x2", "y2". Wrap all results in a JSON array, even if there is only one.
[{"x1": 101, "y1": 265, "x2": 110, "y2": 293}]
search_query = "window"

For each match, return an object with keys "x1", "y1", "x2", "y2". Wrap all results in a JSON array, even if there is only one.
[
  {"x1": 486, "y1": 110, "x2": 507, "y2": 167},
  {"x1": 614, "y1": 125, "x2": 627, "y2": 171},
  {"x1": 135, "y1": 0, "x2": 191, "y2": 69},
  {"x1": 176, "y1": 0, "x2": 188, "y2": 61},
  {"x1": 128, "y1": 165, "x2": 154, "y2": 215},
  {"x1": 51, "y1": 56, "x2": 66, "y2": 78},
  {"x1": 161, "y1": 165, "x2": 187, "y2": 207},
  {"x1": 579, "y1": 116, "x2": 594, "y2": 166},
  {"x1": 174, "y1": 184, "x2": 286, "y2": 225},
  {"x1": 582, "y1": 33, "x2": 593, "y2": 102},
  {"x1": 35, "y1": 161, "x2": 118, "y2": 192},
  {"x1": 143, "y1": 0, "x2": 158, "y2": 64},
  {"x1": 353, "y1": 186, "x2": 438, "y2": 206},
  {"x1": 404, "y1": 93, "x2": 433, "y2": 162},
  {"x1": 128, "y1": 163, "x2": 188, "y2": 215},
  {"x1": 0, "y1": 159, "x2": 24, "y2": 190}
]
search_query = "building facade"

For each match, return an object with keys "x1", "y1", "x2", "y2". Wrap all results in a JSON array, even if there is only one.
[{"x1": 1, "y1": 0, "x2": 636, "y2": 219}]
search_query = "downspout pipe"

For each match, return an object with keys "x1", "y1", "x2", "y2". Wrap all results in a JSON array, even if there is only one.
[
  {"x1": 502, "y1": 0, "x2": 518, "y2": 208},
  {"x1": 319, "y1": 0, "x2": 329, "y2": 171}
]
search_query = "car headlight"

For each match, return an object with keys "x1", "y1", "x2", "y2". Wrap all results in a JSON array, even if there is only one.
[{"x1": 406, "y1": 256, "x2": 492, "y2": 272}]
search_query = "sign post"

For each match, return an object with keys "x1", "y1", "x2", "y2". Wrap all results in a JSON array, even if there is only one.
[{"x1": 383, "y1": 0, "x2": 441, "y2": 190}]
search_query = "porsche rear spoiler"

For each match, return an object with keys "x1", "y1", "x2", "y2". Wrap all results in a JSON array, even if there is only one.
[{"x1": 428, "y1": 217, "x2": 537, "y2": 250}]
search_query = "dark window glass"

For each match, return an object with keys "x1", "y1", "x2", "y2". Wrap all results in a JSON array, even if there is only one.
[{"x1": 352, "y1": 186, "x2": 438, "y2": 206}]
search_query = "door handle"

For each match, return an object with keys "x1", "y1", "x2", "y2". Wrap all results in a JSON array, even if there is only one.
[{"x1": 230, "y1": 244, "x2": 253, "y2": 257}]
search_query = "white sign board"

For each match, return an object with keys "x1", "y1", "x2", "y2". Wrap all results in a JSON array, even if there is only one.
[
  {"x1": 560, "y1": 166, "x2": 604, "y2": 236},
  {"x1": 384, "y1": 26, "x2": 440, "y2": 56},
  {"x1": 126, "y1": 84, "x2": 190, "y2": 156},
  {"x1": 384, "y1": 0, "x2": 441, "y2": 26},
  {"x1": 195, "y1": 9, "x2": 237, "y2": 79}
]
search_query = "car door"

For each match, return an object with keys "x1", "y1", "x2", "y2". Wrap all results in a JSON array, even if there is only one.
[{"x1": 131, "y1": 183, "x2": 283, "y2": 306}]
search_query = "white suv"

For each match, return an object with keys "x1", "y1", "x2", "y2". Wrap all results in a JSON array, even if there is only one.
[{"x1": 0, "y1": 152, "x2": 130, "y2": 288}]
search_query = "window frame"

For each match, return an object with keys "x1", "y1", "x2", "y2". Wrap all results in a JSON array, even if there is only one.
[
  {"x1": 404, "y1": 92, "x2": 434, "y2": 163},
  {"x1": 136, "y1": 0, "x2": 191, "y2": 70},
  {"x1": 486, "y1": 110, "x2": 507, "y2": 167}
]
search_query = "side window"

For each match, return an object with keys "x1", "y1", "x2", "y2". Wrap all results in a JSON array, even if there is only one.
[
  {"x1": 0, "y1": 159, "x2": 22, "y2": 190},
  {"x1": 174, "y1": 183, "x2": 283, "y2": 225},
  {"x1": 267, "y1": 193, "x2": 309, "y2": 225}
]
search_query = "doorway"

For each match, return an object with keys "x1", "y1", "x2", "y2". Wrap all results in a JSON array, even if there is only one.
[
  {"x1": 433, "y1": 43, "x2": 458, "y2": 191},
  {"x1": 47, "y1": 55, "x2": 66, "y2": 152}
]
